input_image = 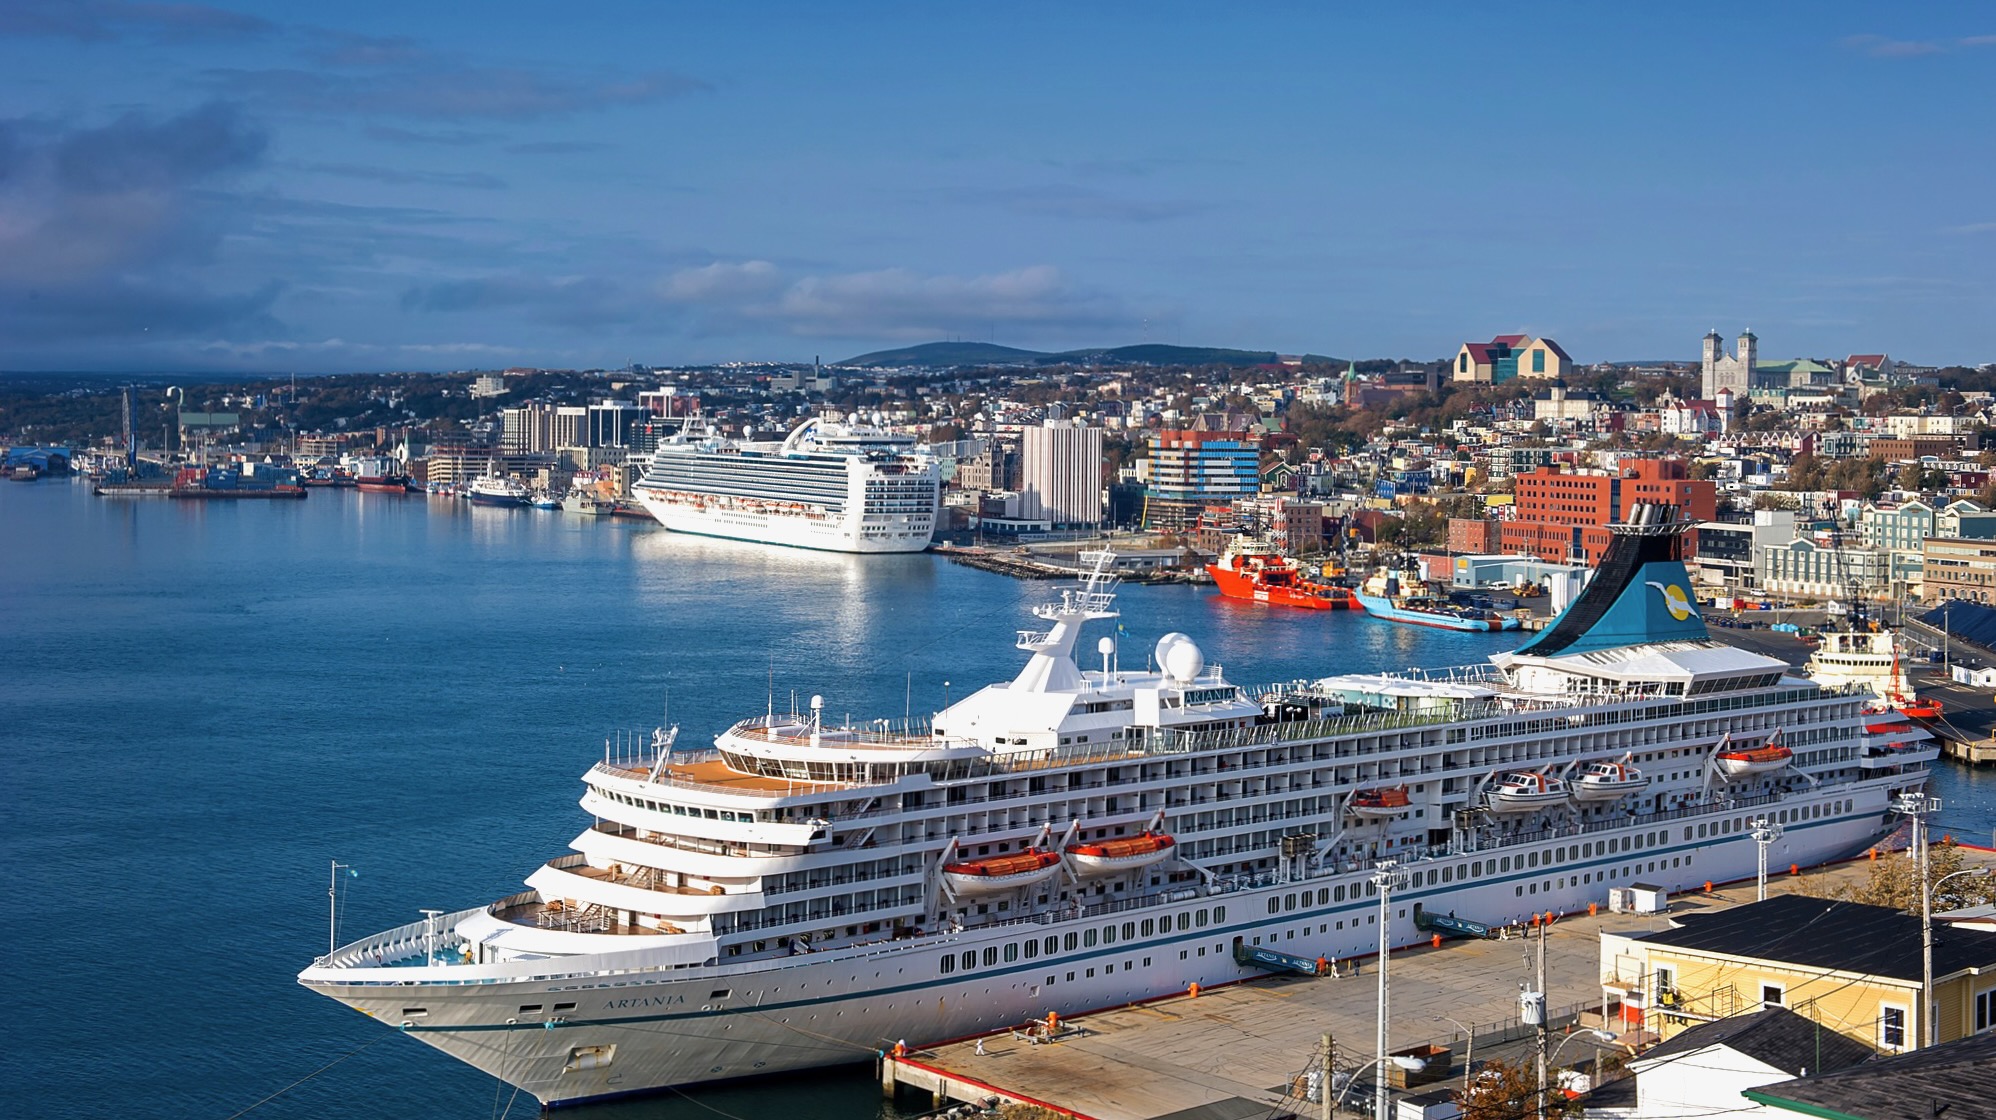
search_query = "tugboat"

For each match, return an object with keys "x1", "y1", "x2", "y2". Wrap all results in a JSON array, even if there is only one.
[
  {"x1": 1355, "y1": 568, "x2": 1519, "y2": 632},
  {"x1": 1206, "y1": 533, "x2": 1356, "y2": 610},
  {"x1": 467, "y1": 475, "x2": 531, "y2": 507}
]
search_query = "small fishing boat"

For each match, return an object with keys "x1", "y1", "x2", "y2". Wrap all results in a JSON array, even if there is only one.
[
  {"x1": 1066, "y1": 833, "x2": 1175, "y2": 875},
  {"x1": 1349, "y1": 787, "x2": 1413, "y2": 818},
  {"x1": 1487, "y1": 771, "x2": 1567, "y2": 813},
  {"x1": 941, "y1": 849, "x2": 1062, "y2": 895},
  {"x1": 1570, "y1": 759, "x2": 1648, "y2": 802}
]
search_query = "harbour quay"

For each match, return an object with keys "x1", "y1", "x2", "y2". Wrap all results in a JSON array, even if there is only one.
[{"x1": 879, "y1": 850, "x2": 1988, "y2": 1120}]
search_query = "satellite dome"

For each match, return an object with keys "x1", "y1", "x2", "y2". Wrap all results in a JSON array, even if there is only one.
[{"x1": 1154, "y1": 633, "x2": 1206, "y2": 682}]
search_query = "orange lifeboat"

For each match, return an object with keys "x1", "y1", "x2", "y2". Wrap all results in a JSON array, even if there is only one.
[
  {"x1": 942, "y1": 849, "x2": 1062, "y2": 895},
  {"x1": 1349, "y1": 787, "x2": 1412, "y2": 819},
  {"x1": 1714, "y1": 744, "x2": 1793, "y2": 778},
  {"x1": 1067, "y1": 832, "x2": 1176, "y2": 875}
]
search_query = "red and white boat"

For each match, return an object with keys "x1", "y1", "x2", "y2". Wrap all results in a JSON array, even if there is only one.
[
  {"x1": 1488, "y1": 771, "x2": 1567, "y2": 813},
  {"x1": 941, "y1": 849, "x2": 1062, "y2": 895},
  {"x1": 1349, "y1": 787, "x2": 1413, "y2": 818},
  {"x1": 1570, "y1": 758, "x2": 1648, "y2": 802},
  {"x1": 1066, "y1": 833, "x2": 1175, "y2": 875},
  {"x1": 1206, "y1": 533, "x2": 1356, "y2": 610},
  {"x1": 1712, "y1": 731, "x2": 1792, "y2": 778}
]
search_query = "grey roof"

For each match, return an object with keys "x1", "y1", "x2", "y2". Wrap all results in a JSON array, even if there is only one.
[
  {"x1": 1642, "y1": 1005, "x2": 1873, "y2": 1078},
  {"x1": 1634, "y1": 893, "x2": 1996, "y2": 982},
  {"x1": 1744, "y1": 1030, "x2": 1996, "y2": 1119}
]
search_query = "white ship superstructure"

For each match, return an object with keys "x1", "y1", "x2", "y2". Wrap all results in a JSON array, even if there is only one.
[
  {"x1": 632, "y1": 415, "x2": 938, "y2": 553},
  {"x1": 301, "y1": 505, "x2": 1927, "y2": 1107}
]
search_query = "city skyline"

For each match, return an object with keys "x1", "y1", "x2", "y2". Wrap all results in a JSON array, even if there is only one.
[{"x1": 3, "y1": 1, "x2": 1993, "y2": 372}]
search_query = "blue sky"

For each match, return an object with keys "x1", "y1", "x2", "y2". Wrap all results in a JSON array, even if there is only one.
[{"x1": 2, "y1": 2, "x2": 1991, "y2": 372}]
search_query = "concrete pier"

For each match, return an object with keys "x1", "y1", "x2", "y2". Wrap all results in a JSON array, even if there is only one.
[{"x1": 877, "y1": 853, "x2": 1979, "y2": 1120}]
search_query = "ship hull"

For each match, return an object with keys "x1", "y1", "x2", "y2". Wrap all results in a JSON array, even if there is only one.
[
  {"x1": 633, "y1": 491, "x2": 932, "y2": 554},
  {"x1": 1207, "y1": 565, "x2": 1354, "y2": 609},
  {"x1": 307, "y1": 780, "x2": 1902, "y2": 1107},
  {"x1": 1354, "y1": 593, "x2": 1516, "y2": 631},
  {"x1": 468, "y1": 492, "x2": 528, "y2": 507}
]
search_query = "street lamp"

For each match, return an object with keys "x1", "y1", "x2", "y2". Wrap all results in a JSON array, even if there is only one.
[
  {"x1": 1433, "y1": 1015, "x2": 1476, "y2": 1096},
  {"x1": 1924, "y1": 865, "x2": 1990, "y2": 1047},
  {"x1": 1332, "y1": 1054, "x2": 1427, "y2": 1115}
]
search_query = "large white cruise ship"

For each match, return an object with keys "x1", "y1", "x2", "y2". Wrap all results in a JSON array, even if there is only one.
[
  {"x1": 300, "y1": 504, "x2": 1926, "y2": 1107},
  {"x1": 631, "y1": 415, "x2": 938, "y2": 553}
]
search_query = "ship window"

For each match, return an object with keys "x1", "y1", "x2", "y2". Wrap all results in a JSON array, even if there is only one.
[
  {"x1": 1215, "y1": 906, "x2": 1225, "y2": 922},
  {"x1": 961, "y1": 951, "x2": 974, "y2": 971},
  {"x1": 1004, "y1": 943, "x2": 1018, "y2": 962},
  {"x1": 1268, "y1": 898, "x2": 1280, "y2": 915},
  {"x1": 1083, "y1": 929, "x2": 1097, "y2": 948},
  {"x1": 1103, "y1": 925, "x2": 1117, "y2": 945},
  {"x1": 1024, "y1": 940, "x2": 1038, "y2": 959},
  {"x1": 1335, "y1": 885, "x2": 1345, "y2": 901},
  {"x1": 940, "y1": 956, "x2": 954, "y2": 974},
  {"x1": 707, "y1": 990, "x2": 729, "y2": 1000},
  {"x1": 1045, "y1": 936, "x2": 1057, "y2": 956},
  {"x1": 554, "y1": 1002, "x2": 576, "y2": 1012},
  {"x1": 1285, "y1": 894, "x2": 1297, "y2": 911},
  {"x1": 1196, "y1": 909, "x2": 1209, "y2": 928},
  {"x1": 1123, "y1": 922, "x2": 1136, "y2": 940},
  {"x1": 1178, "y1": 913, "x2": 1191, "y2": 931},
  {"x1": 1065, "y1": 933, "x2": 1078, "y2": 951},
  {"x1": 402, "y1": 1008, "x2": 428, "y2": 1017},
  {"x1": 519, "y1": 1005, "x2": 543, "y2": 1014},
  {"x1": 983, "y1": 948, "x2": 998, "y2": 967},
  {"x1": 1142, "y1": 919, "x2": 1155, "y2": 937}
]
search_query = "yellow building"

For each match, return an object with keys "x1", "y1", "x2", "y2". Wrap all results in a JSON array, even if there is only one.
[{"x1": 1600, "y1": 894, "x2": 1996, "y2": 1054}]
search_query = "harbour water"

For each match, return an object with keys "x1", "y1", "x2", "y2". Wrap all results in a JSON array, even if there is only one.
[{"x1": 5, "y1": 481, "x2": 1993, "y2": 1119}]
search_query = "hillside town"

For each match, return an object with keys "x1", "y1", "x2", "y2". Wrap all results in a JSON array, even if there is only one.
[{"x1": 14, "y1": 328, "x2": 1996, "y2": 612}]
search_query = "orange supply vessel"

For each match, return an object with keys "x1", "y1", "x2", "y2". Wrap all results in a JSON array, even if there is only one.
[{"x1": 1206, "y1": 533, "x2": 1356, "y2": 610}]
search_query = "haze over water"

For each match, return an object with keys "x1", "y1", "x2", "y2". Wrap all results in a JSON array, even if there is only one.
[{"x1": 6, "y1": 482, "x2": 1991, "y2": 1119}]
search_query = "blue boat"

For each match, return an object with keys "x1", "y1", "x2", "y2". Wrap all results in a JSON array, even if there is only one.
[{"x1": 1354, "y1": 570, "x2": 1519, "y2": 632}]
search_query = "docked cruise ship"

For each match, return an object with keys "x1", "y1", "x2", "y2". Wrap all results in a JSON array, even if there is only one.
[
  {"x1": 631, "y1": 415, "x2": 938, "y2": 553},
  {"x1": 299, "y1": 505, "x2": 1925, "y2": 1106}
]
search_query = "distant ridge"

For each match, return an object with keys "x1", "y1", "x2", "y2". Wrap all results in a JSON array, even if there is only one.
[
  {"x1": 838, "y1": 342, "x2": 1050, "y2": 366},
  {"x1": 838, "y1": 340, "x2": 1285, "y2": 368}
]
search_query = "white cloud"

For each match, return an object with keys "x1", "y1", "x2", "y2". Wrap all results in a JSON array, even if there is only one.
[{"x1": 650, "y1": 261, "x2": 1128, "y2": 340}]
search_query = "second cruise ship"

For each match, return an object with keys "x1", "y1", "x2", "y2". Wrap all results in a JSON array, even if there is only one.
[
  {"x1": 300, "y1": 504, "x2": 1923, "y2": 1106},
  {"x1": 632, "y1": 415, "x2": 939, "y2": 553}
]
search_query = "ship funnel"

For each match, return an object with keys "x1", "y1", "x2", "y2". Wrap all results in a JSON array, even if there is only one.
[{"x1": 1511, "y1": 503, "x2": 1707, "y2": 658}]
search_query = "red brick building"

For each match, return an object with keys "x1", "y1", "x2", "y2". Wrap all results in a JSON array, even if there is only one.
[
  {"x1": 1448, "y1": 517, "x2": 1499, "y2": 554},
  {"x1": 1500, "y1": 460, "x2": 1715, "y2": 564}
]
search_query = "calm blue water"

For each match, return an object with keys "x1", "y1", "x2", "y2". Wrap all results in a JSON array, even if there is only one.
[{"x1": 3, "y1": 481, "x2": 1990, "y2": 1119}]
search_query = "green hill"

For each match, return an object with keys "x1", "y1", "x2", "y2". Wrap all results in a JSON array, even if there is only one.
[{"x1": 838, "y1": 342, "x2": 1050, "y2": 366}]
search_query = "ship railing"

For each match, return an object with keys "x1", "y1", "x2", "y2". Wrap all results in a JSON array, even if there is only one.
[
  {"x1": 722, "y1": 714, "x2": 942, "y2": 746},
  {"x1": 1462, "y1": 787, "x2": 1817, "y2": 853},
  {"x1": 315, "y1": 905, "x2": 485, "y2": 969}
]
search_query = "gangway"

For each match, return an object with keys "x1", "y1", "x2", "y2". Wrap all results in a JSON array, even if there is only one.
[
  {"x1": 1231, "y1": 936, "x2": 1330, "y2": 976},
  {"x1": 1414, "y1": 910, "x2": 1495, "y2": 940}
]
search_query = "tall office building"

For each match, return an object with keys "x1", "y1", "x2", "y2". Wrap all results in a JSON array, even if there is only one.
[
  {"x1": 1143, "y1": 427, "x2": 1259, "y2": 531},
  {"x1": 502, "y1": 402, "x2": 557, "y2": 453},
  {"x1": 587, "y1": 400, "x2": 643, "y2": 448},
  {"x1": 1020, "y1": 422, "x2": 1103, "y2": 528},
  {"x1": 553, "y1": 407, "x2": 589, "y2": 449}
]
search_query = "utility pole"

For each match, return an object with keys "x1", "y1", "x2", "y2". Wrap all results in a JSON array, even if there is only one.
[
  {"x1": 1536, "y1": 918, "x2": 1550, "y2": 1120},
  {"x1": 1321, "y1": 1031, "x2": 1334, "y2": 1120}
]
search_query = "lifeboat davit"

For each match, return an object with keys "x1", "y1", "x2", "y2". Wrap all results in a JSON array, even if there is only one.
[
  {"x1": 1066, "y1": 832, "x2": 1175, "y2": 875},
  {"x1": 1487, "y1": 772, "x2": 1568, "y2": 813},
  {"x1": 1349, "y1": 787, "x2": 1412, "y2": 818},
  {"x1": 1713, "y1": 744, "x2": 1793, "y2": 778},
  {"x1": 1570, "y1": 760, "x2": 1648, "y2": 803},
  {"x1": 942, "y1": 849, "x2": 1062, "y2": 895}
]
